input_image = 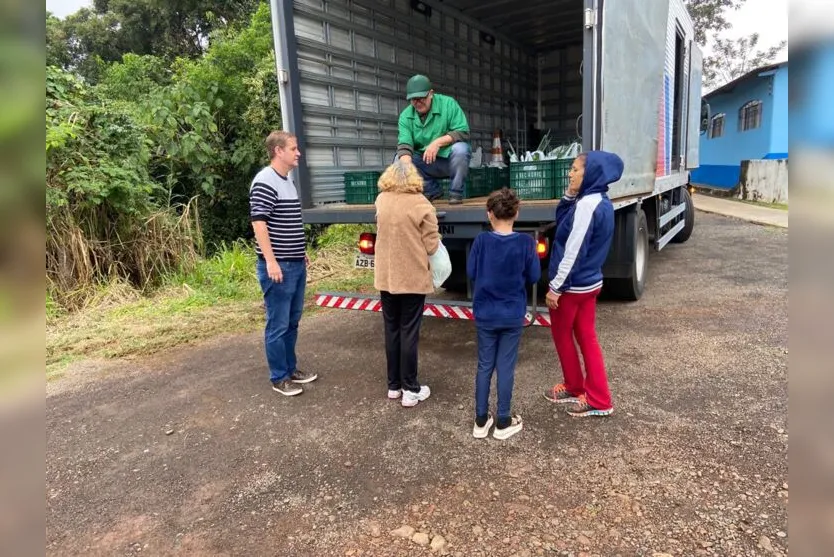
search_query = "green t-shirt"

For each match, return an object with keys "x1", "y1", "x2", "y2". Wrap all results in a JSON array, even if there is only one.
[{"x1": 397, "y1": 93, "x2": 469, "y2": 158}]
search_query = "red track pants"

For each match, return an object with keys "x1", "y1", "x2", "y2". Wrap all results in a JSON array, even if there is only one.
[{"x1": 548, "y1": 289, "x2": 613, "y2": 410}]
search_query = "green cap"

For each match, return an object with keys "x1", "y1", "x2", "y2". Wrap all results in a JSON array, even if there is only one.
[{"x1": 406, "y1": 74, "x2": 432, "y2": 99}]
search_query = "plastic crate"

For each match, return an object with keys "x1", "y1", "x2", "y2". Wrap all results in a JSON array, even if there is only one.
[
  {"x1": 509, "y1": 159, "x2": 572, "y2": 200},
  {"x1": 468, "y1": 167, "x2": 510, "y2": 198},
  {"x1": 435, "y1": 175, "x2": 471, "y2": 197},
  {"x1": 344, "y1": 171, "x2": 381, "y2": 205}
]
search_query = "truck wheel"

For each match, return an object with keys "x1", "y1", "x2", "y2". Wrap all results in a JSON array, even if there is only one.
[
  {"x1": 671, "y1": 187, "x2": 695, "y2": 243},
  {"x1": 603, "y1": 208, "x2": 649, "y2": 301}
]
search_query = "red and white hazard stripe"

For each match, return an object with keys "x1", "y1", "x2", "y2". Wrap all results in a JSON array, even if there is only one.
[{"x1": 314, "y1": 294, "x2": 551, "y2": 327}]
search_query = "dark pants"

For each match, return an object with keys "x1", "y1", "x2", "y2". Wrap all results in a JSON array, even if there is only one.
[
  {"x1": 475, "y1": 325, "x2": 523, "y2": 420},
  {"x1": 381, "y1": 291, "x2": 426, "y2": 393},
  {"x1": 256, "y1": 258, "x2": 306, "y2": 383}
]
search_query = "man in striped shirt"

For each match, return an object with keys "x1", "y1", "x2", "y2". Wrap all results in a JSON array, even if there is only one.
[{"x1": 250, "y1": 131, "x2": 318, "y2": 396}]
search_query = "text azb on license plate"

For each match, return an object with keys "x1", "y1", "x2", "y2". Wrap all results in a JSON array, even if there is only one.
[{"x1": 354, "y1": 253, "x2": 374, "y2": 269}]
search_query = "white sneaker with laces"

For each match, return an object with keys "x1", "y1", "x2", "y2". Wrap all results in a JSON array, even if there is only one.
[
  {"x1": 401, "y1": 385, "x2": 431, "y2": 407},
  {"x1": 387, "y1": 389, "x2": 402, "y2": 400},
  {"x1": 472, "y1": 414, "x2": 494, "y2": 438}
]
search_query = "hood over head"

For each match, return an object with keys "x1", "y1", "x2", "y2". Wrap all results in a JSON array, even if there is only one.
[
  {"x1": 579, "y1": 150, "x2": 624, "y2": 196},
  {"x1": 377, "y1": 160, "x2": 424, "y2": 194}
]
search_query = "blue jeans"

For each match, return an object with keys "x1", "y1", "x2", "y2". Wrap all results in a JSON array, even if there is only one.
[
  {"x1": 411, "y1": 142, "x2": 471, "y2": 197},
  {"x1": 256, "y1": 258, "x2": 306, "y2": 383},
  {"x1": 475, "y1": 325, "x2": 523, "y2": 420}
]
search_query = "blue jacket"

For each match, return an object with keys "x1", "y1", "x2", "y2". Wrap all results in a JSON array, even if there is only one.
[
  {"x1": 548, "y1": 151, "x2": 623, "y2": 294},
  {"x1": 467, "y1": 232, "x2": 541, "y2": 328}
]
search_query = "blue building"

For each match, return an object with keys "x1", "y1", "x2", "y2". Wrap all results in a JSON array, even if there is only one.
[{"x1": 691, "y1": 61, "x2": 788, "y2": 189}]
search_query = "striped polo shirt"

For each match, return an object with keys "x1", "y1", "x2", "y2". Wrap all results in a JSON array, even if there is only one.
[{"x1": 249, "y1": 166, "x2": 306, "y2": 260}]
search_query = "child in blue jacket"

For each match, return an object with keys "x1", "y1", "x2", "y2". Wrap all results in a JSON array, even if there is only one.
[
  {"x1": 544, "y1": 151, "x2": 623, "y2": 417},
  {"x1": 467, "y1": 188, "x2": 541, "y2": 439}
]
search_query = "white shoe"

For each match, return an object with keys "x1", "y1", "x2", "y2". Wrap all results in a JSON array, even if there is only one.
[
  {"x1": 493, "y1": 415, "x2": 523, "y2": 440},
  {"x1": 472, "y1": 414, "x2": 494, "y2": 439},
  {"x1": 387, "y1": 389, "x2": 402, "y2": 400},
  {"x1": 401, "y1": 385, "x2": 431, "y2": 407}
]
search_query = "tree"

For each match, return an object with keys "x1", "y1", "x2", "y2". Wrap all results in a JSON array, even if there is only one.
[
  {"x1": 46, "y1": 0, "x2": 259, "y2": 83},
  {"x1": 685, "y1": 0, "x2": 745, "y2": 47},
  {"x1": 703, "y1": 33, "x2": 787, "y2": 89}
]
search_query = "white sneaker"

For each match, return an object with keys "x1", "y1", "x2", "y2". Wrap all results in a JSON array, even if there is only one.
[
  {"x1": 401, "y1": 385, "x2": 431, "y2": 407},
  {"x1": 387, "y1": 389, "x2": 402, "y2": 400},
  {"x1": 493, "y1": 415, "x2": 523, "y2": 440},
  {"x1": 472, "y1": 414, "x2": 494, "y2": 438}
]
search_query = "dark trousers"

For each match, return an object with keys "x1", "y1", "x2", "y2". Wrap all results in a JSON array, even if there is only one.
[
  {"x1": 475, "y1": 326, "x2": 523, "y2": 420},
  {"x1": 381, "y1": 291, "x2": 426, "y2": 393}
]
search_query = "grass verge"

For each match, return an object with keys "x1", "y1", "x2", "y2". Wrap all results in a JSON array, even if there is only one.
[{"x1": 46, "y1": 226, "x2": 376, "y2": 381}]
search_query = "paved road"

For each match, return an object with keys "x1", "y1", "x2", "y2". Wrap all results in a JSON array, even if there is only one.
[{"x1": 46, "y1": 213, "x2": 788, "y2": 556}]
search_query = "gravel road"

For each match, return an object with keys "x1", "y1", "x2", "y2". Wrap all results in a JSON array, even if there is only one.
[{"x1": 46, "y1": 212, "x2": 788, "y2": 556}]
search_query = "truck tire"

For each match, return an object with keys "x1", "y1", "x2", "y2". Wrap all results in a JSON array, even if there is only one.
[
  {"x1": 603, "y1": 208, "x2": 649, "y2": 301},
  {"x1": 671, "y1": 187, "x2": 695, "y2": 244}
]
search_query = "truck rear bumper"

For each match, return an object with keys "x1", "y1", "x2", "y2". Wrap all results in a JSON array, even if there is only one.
[{"x1": 314, "y1": 292, "x2": 552, "y2": 327}]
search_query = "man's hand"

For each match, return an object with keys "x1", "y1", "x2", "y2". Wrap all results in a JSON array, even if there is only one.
[
  {"x1": 266, "y1": 259, "x2": 283, "y2": 283},
  {"x1": 545, "y1": 290, "x2": 561, "y2": 310},
  {"x1": 422, "y1": 140, "x2": 441, "y2": 165},
  {"x1": 305, "y1": 254, "x2": 310, "y2": 267},
  {"x1": 399, "y1": 154, "x2": 412, "y2": 164}
]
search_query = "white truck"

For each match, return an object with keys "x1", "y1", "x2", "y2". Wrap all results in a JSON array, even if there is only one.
[{"x1": 268, "y1": 0, "x2": 707, "y2": 325}]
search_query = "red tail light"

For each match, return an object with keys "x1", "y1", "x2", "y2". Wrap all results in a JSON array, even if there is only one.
[
  {"x1": 358, "y1": 232, "x2": 376, "y2": 255},
  {"x1": 536, "y1": 238, "x2": 549, "y2": 259}
]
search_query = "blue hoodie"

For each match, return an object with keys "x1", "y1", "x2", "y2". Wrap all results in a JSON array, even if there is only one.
[
  {"x1": 467, "y1": 231, "x2": 541, "y2": 329},
  {"x1": 548, "y1": 151, "x2": 623, "y2": 294}
]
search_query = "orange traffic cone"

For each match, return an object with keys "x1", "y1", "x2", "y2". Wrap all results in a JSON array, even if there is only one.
[{"x1": 488, "y1": 129, "x2": 505, "y2": 168}]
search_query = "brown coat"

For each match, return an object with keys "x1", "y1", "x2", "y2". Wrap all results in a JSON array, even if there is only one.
[{"x1": 373, "y1": 164, "x2": 440, "y2": 295}]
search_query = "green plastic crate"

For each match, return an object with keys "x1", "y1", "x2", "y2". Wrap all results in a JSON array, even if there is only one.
[
  {"x1": 344, "y1": 171, "x2": 381, "y2": 205},
  {"x1": 436, "y1": 175, "x2": 471, "y2": 197},
  {"x1": 468, "y1": 167, "x2": 510, "y2": 198},
  {"x1": 509, "y1": 159, "x2": 572, "y2": 200}
]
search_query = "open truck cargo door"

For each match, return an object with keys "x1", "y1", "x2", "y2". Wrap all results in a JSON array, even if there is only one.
[
  {"x1": 685, "y1": 42, "x2": 704, "y2": 169},
  {"x1": 598, "y1": 0, "x2": 670, "y2": 198}
]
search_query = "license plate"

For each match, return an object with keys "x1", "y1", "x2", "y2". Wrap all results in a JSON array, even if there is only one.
[{"x1": 354, "y1": 253, "x2": 375, "y2": 269}]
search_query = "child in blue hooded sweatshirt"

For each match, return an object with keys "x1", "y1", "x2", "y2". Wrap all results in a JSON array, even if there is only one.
[
  {"x1": 467, "y1": 188, "x2": 541, "y2": 439},
  {"x1": 543, "y1": 151, "x2": 623, "y2": 418}
]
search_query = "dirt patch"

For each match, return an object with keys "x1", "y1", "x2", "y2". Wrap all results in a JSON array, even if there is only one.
[{"x1": 47, "y1": 214, "x2": 788, "y2": 556}]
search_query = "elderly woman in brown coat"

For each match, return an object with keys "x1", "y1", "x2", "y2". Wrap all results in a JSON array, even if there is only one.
[{"x1": 374, "y1": 160, "x2": 441, "y2": 407}]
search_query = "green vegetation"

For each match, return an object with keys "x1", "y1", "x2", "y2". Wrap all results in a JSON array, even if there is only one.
[{"x1": 47, "y1": 226, "x2": 376, "y2": 379}]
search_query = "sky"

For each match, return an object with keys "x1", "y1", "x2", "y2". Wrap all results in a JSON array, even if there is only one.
[
  {"x1": 45, "y1": 0, "x2": 90, "y2": 19},
  {"x1": 706, "y1": 0, "x2": 789, "y2": 60}
]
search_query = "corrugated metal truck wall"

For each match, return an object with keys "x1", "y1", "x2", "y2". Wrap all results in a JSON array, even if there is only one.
[
  {"x1": 292, "y1": 0, "x2": 537, "y2": 205},
  {"x1": 539, "y1": 44, "x2": 583, "y2": 145}
]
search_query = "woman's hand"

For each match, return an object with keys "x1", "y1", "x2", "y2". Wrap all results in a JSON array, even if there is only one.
[
  {"x1": 567, "y1": 182, "x2": 581, "y2": 197},
  {"x1": 545, "y1": 290, "x2": 561, "y2": 309}
]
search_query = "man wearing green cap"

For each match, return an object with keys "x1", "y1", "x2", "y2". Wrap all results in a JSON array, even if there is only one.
[{"x1": 397, "y1": 74, "x2": 471, "y2": 204}]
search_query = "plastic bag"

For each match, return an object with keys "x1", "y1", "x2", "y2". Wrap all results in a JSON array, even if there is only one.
[
  {"x1": 429, "y1": 241, "x2": 452, "y2": 289},
  {"x1": 469, "y1": 146, "x2": 483, "y2": 168},
  {"x1": 563, "y1": 141, "x2": 582, "y2": 159}
]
